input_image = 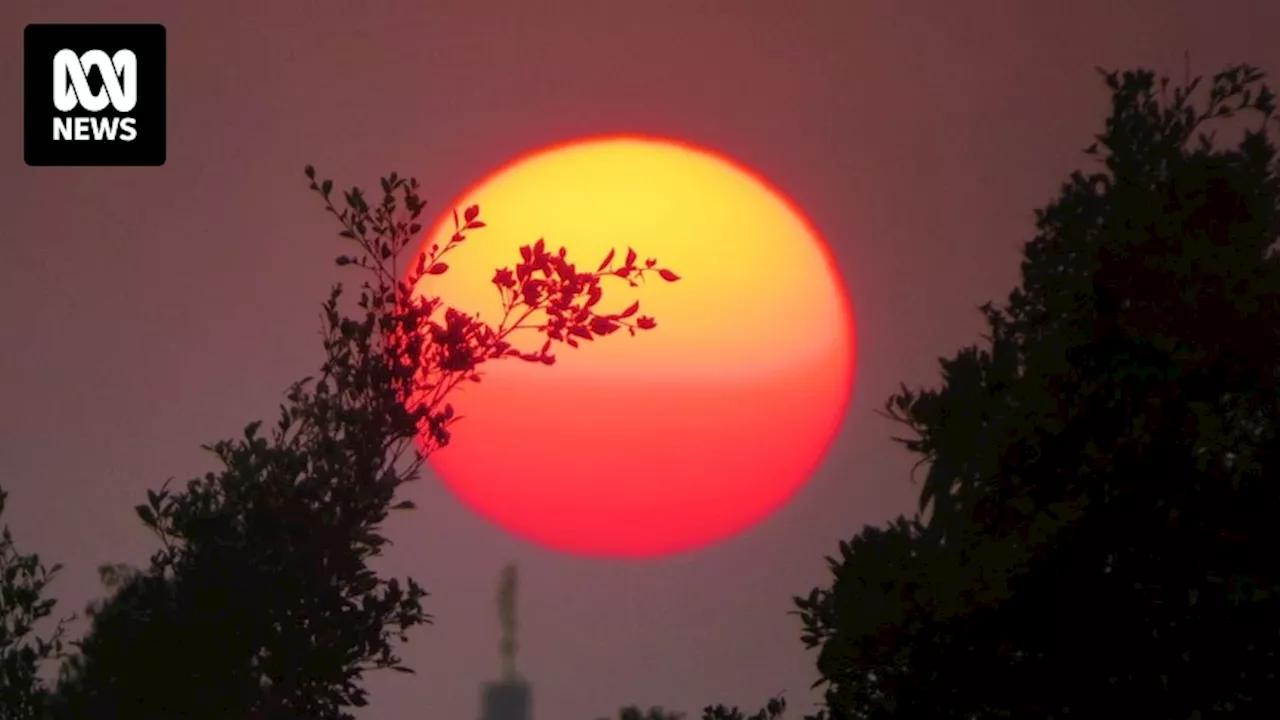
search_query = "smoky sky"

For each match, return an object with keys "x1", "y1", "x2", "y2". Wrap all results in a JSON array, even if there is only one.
[{"x1": 2, "y1": 2, "x2": 1279, "y2": 719}]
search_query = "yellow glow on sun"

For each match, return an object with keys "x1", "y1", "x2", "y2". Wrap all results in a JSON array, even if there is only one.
[{"x1": 416, "y1": 136, "x2": 850, "y2": 381}]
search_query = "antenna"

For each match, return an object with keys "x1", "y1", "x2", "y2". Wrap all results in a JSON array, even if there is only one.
[{"x1": 498, "y1": 564, "x2": 519, "y2": 680}]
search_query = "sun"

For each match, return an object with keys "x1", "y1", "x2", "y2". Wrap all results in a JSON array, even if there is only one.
[{"x1": 410, "y1": 134, "x2": 855, "y2": 558}]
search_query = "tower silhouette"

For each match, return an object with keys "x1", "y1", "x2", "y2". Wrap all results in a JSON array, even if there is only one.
[{"x1": 481, "y1": 564, "x2": 531, "y2": 720}]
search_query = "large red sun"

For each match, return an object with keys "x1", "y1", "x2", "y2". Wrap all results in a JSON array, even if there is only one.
[{"x1": 410, "y1": 135, "x2": 855, "y2": 558}]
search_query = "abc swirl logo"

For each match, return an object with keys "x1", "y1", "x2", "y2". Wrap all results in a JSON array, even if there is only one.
[{"x1": 53, "y1": 49, "x2": 140, "y2": 142}]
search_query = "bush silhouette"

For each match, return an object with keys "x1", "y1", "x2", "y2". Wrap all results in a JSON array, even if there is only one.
[
  {"x1": 0, "y1": 487, "x2": 70, "y2": 720},
  {"x1": 795, "y1": 64, "x2": 1280, "y2": 719}
]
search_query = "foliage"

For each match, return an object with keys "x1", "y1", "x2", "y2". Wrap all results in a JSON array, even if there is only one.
[
  {"x1": 0, "y1": 488, "x2": 69, "y2": 720},
  {"x1": 608, "y1": 696, "x2": 788, "y2": 720},
  {"x1": 795, "y1": 64, "x2": 1280, "y2": 719},
  {"x1": 46, "y1": 168, "x2": 678, "y2": 719}
]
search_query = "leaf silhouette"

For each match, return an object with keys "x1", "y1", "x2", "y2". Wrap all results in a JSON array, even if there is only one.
[{"x1": 598, "y1": 248, "x2": 616, "y2": 272}]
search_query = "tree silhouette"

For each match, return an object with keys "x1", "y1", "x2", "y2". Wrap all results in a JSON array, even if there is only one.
[
  {"x1": 44, "y1": 169, "x2": 679, "y2": 719},
  {"x1": 794, "y1": 64, "x2": 1280, "y2": 718},
  {"x1": 607, "y1": 696, "x2": 788, "y2": 720},
  {"x1": 0, "y1": 487, "x2": 69, "y2": 720}
]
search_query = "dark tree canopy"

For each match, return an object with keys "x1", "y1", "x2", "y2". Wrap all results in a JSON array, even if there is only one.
[
  {"x1": 795, "y1": 65, "x2": 1280, "y2": 719},
  {"x1": 41, "y1": 171, "x2": 677, "y2": 720},
  {"x1": 606, "y1": 696, "x2": 787, "y2": 720},
  {"x1": 0, "y1": 487, "x2": 68, "y2": 720}
]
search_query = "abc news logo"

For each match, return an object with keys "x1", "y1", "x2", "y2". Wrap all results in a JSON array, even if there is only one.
[
  {"x1": 25, "y1": 24, "x2": 166, "y2": 166},
  {"x1": 54, "y1": 49, "x2": 140, "y2": 142}
]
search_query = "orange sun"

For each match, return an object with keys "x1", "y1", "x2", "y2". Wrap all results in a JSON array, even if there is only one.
[{"x1": 411, "y1": 135, "x2": 855, "y2": 558}]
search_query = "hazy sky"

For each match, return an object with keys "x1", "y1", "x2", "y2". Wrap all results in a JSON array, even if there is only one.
[{"x1": 3, "y1": 2, "x2": 1279, "y2": 719}]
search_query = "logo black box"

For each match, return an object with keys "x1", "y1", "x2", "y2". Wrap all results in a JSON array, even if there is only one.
[{"x1": 24, "y1": 24, "x2": 166, "y2": 167}]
